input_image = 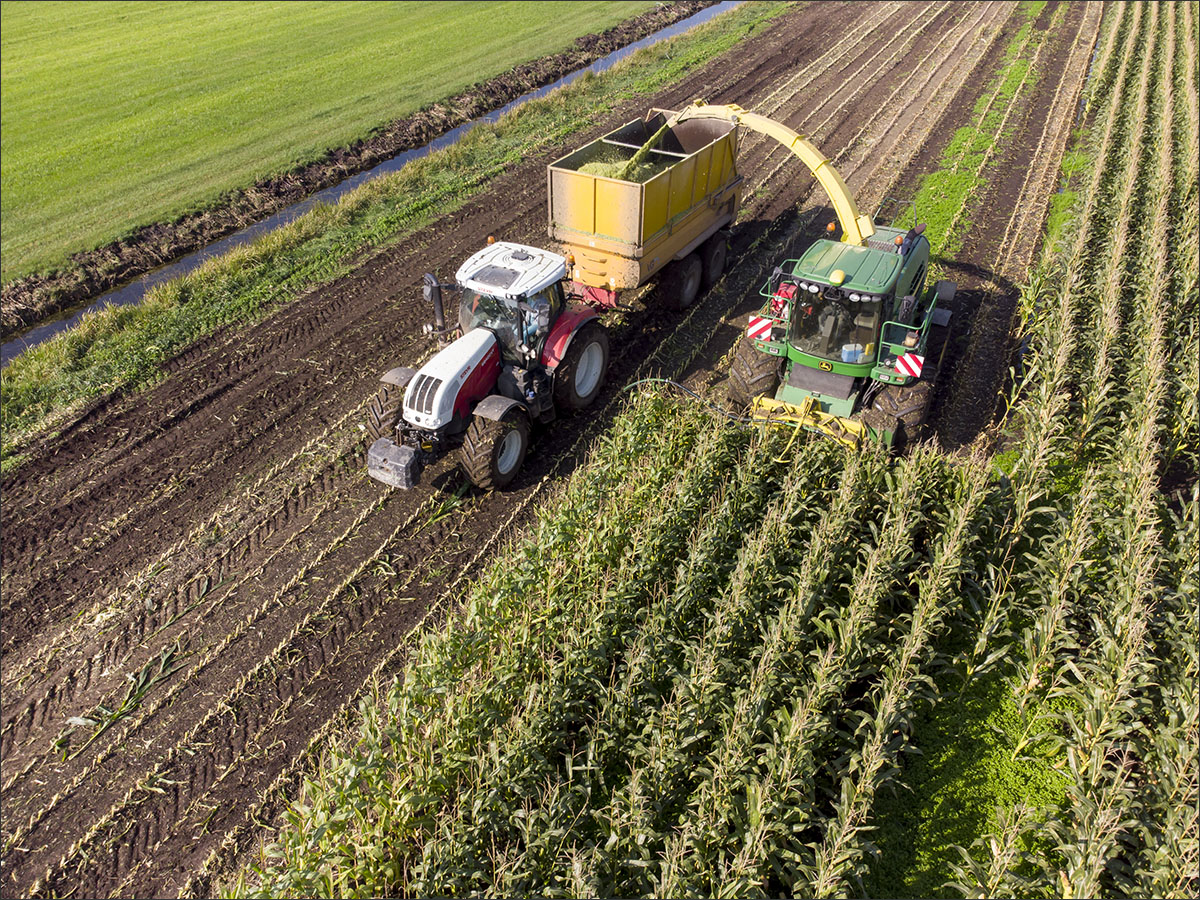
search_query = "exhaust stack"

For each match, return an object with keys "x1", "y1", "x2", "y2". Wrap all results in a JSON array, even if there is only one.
[{"x1": 423, "y1": 273, "x2": 449, "y2": 341}]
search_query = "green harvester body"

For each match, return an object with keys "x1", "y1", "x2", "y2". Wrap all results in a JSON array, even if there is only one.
[{"x1": 742, "y1": 218, "x2": 953, "y2": 449}]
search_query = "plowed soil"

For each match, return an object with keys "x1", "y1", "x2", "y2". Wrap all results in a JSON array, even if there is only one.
[{"x1": 0, "y1": 3, "x2": 1101, "y2": 897}]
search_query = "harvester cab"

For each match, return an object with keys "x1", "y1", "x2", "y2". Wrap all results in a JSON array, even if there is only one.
[
  {"x1": 731, "y1": 214, "x2": 954, "y2": 450},
  {"x1": 366, "y1": 241, "x2": 609, "y2": 491}
]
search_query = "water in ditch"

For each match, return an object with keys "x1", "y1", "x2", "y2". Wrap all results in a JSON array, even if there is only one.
[{"x1": 2, "y1": 1, "x2": 742, "y2": 367}]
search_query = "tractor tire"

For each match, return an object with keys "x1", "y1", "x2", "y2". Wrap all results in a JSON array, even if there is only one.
[
  {"x1": 661, "y1": 253, "x2": 703, "y2": 311},
  {"x1": 728, "y1": 335, "x2": 781, "y2": 409},
  {"x1": 871, "y1": 380, "x2": 933, "y2": 451},
  {"x1": 364, "y1": 383, "x2": 404, "y2": 443},
  {"x1": 553, "y1": 322, "x2": 610, "y2": 412},
  {"x1": 459, "y1": 408, "x2": 530, "y2": 491},
  {"x1": 701, "y1": 232, "x2": 728, "y2": 288}
]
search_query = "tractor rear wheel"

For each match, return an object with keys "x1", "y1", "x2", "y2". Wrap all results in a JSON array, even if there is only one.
[
  {"x1": 553, "y1": 322, "x2": 610, "y2": 412},
  {"x1": 728, "y1": 335, "x2": 781, "y2": 408},
  {"x1": 701, "y1": 232, "x2": 728, "y2": 288},
  {"x1": 661, "y1": 253, "x2": 703, "y2": 311},
  {"x1": 871, "y1": 380, "x2": 933, "y2": 451},
  {"x1": 365, "y1": 383, "x2": 403, "y2": 443},
  {"x1": 459, "y1": 408, "x2": 530, "y2": 490}
]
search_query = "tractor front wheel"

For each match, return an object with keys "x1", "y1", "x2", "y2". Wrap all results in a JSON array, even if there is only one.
[
  {"x1": 364, "y1": 383, "x2": 403, "y2": 444},
  {"x1": 871, "y1": 380, "x2": 933, "y2": 451},
  {"x1": 459, "y1": 408, "x2": 530, "y2": 490},
  {"x1": 661, "y1": 253, "x2": 703, "y2": 311},
  {"x1": 728, "y1": 336, "x2": 781, "y2": 408},
  {"x1": 553, "y1": 322, "x2": 610, "y2": 412}
]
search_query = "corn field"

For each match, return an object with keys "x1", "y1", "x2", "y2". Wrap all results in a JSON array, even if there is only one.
[{"x1": 233, "y1": 3, "x2": 1197, "y2": 897}]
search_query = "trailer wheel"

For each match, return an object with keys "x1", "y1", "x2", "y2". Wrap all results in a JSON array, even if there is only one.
[
  {"x1": 728, "y1": 335, "x2": 781, "y2": 408},
  {"x1": 662, "y1": 253, "x2": 703, "y2": 311},
  {"x1": 871, "y1": 380, "x2": 933, "y2": 451},
  {"x1": 701, "y1": 232, "x2": 728, "y2": 288},
  {"x1": 553, "y1": 322, "x2": 610, "y2": 412},
  {"x1": 460, "y1": 408, "x2": 529, "y2": 490},
  {"x1": 365, "y1": 383, "x2": 403, "y2": 443}
]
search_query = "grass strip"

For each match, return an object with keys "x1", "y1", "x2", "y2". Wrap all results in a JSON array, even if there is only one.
[
  {"x1": 0, "y1": 0, "x2": 791, "y2": 472},
  {"x1": 893, "y1": 1, "x2": 1047, "y2": 259},
  {"x1": 0, "y1": 0, "x2": 656, "y2": 284}
]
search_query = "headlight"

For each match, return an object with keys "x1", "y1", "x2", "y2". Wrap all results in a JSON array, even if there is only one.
[
  {"x1": 797, "y1": 281, "x2": 809, "y2": 291},
  {"x1": 808, "y1": 283, "x2": 820, "y2": 293},
  {"x1": 849, "y1": 293, "x2": 861, "y2": 302}
]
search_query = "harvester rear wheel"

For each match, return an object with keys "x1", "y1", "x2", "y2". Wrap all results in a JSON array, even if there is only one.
[
  {"x1": 553, "y1": 322, "x2": 610, "y2": 412},
  {"x1": 871, "y1": 380, "x2": 933, "y2": 451},
  {"x1": 662, "y1": 253, "x2": 703, "y2": 311},
  {"x1": 459, "y1": 408, "x2": 530, "y2": 490},
  {"x1": 728, "y1": 335, "x2": 781, "y2": 408},
  {"x1": 701, "y1": 232, "x2": 728, "y2": 288},
  {"x1": 365, "y1": 383, "x2": 403, "y2": 443}
]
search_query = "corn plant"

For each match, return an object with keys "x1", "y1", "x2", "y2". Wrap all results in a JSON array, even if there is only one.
[
  {"x1": 408, "y1": 417, "x2": 754, "y2": 896},
  {"x1": 573, "y1": 442, "x2": 871, "y2": 898},
  {"x1": 796, "y1": 455, "x2": 991, "y2": 898},
  {"x1": 485, "y1": 436, "x2": 844, "y2": 896}
]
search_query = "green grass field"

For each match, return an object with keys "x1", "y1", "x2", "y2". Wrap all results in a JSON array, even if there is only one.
[{"x1": 0, "y1": 0, "x2": 654, "y2": 283}]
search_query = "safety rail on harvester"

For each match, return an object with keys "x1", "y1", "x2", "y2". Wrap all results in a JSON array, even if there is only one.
[
  {"x1": 872, "y1": 294, "x2": 945, "y2": 386},
  {"x1": 744, "y1": 273, "x2": 800, "y2": 346}
]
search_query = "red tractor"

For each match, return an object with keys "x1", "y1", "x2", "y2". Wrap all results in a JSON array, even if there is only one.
[{"x1": 366, "y1": 241, "x2": 609, "y2": 490}]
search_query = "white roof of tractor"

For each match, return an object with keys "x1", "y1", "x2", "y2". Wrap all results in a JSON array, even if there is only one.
[{"x1": 456, "y1": 241, "x2": 567, "y2": 300}]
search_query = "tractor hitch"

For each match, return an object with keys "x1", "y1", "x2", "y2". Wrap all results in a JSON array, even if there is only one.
[{"x1": 367, "y1": 438, "x2": 425, "y2": 489}]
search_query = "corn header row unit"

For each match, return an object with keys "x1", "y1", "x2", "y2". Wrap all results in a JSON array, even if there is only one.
[{"x1": 366, "y1": 102, "x2": 953, "y2": 491}]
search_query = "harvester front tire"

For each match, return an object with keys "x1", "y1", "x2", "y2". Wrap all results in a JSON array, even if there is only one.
[
  {"x1": 871, "y1": 380, "x2": 933, "y2": 451},
  {"x1": 554, "y1": 322, "x2": 610, "y2": 412},
  {"x1": 460, "y1": 409, "x2": 530, "y2": 491},
  {"x1": 701, "y1": 233, "x2": 728, "y2": 288},
  {"x1": 662, "y1": 253, "x2": 703, "y2": 311},
  {"x1": 365, "y1": 383, "x2": 404, "y2": 444},
  {"x1": 728, "y1": 336, "x2": 781, "y2": 409}
]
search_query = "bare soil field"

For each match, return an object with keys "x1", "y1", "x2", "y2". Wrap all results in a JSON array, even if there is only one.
[{"x1": 0, "y1": 2, "x2": 1100, "y2": 896}]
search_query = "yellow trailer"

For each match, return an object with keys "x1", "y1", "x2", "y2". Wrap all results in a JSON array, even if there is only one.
[{"x1": 547, "y1": 109, "x2": 742, "y2": 309}]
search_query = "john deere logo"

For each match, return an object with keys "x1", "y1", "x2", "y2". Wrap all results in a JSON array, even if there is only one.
[{"x1": 819, "y1": 361, "x2": 833, "y2": 371}]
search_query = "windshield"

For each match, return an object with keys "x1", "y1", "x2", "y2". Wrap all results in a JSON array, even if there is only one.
[
  {"x1": 460, "y1": 288, "x2": 523, "y2": 359},
  {"x1": 789, "y1": 284, "x2": 882, "y2": 364}
]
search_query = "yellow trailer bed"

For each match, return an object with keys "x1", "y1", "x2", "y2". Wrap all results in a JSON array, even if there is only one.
[{"x1": 547, "y1": 109, "x2": 742, "y2": 292}]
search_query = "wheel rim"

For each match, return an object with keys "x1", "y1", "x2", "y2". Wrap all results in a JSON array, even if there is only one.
[
  {"x1": 575, "y1": 341, "x2": 604, "y2": 398},
  {"x1": 496, "y1": 427, "x2": 523, "y2": 474}
]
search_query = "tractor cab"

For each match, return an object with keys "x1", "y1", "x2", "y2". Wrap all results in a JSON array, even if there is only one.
[{"x1": 455, "y1": 241, "x2": 567, "y2": 365}]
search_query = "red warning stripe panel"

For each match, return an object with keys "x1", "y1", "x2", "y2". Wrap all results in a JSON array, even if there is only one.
[
  {"x1": 747, "y1": 315, "x2": 774, "y2": 340},
  {"x1": 895, "y1": 352, "x2": 924, "y2": 378}
]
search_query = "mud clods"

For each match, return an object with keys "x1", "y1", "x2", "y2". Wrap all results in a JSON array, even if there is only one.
[{"x1": 0, "y1": 1, "x2": 717, "y2": 341}]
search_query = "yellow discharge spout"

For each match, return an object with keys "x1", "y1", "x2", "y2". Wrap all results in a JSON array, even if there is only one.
[{"x1": 668, "y1": 102, "x2": 876, "y2": 247}]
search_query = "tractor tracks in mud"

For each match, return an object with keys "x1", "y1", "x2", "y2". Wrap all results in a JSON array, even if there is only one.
[{"x1": 0, "y1": 3, "x2": 1100, "y2": 896}]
